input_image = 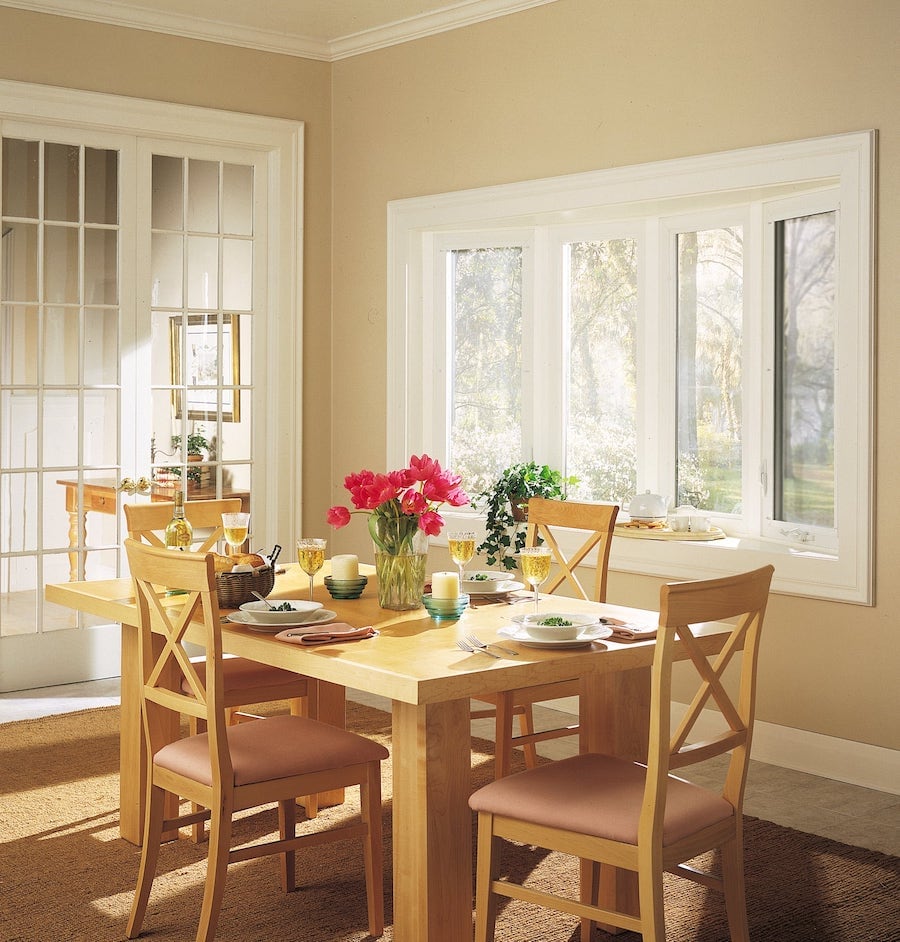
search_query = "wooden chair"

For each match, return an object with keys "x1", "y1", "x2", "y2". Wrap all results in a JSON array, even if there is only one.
[
  {"x1": 123, "y1": 539, "x2": 388, "y2": 942},
  {"x1": 468, "y1": 564, "x2": 775, "y2": 942},
  {"x1": 125, "y1": 498, "x2": 317, "y2": 834},
  {"x1": 471, "y1": 498, "x2": 619, "y2": 777}
]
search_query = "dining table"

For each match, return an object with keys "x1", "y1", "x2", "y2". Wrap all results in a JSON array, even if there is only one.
[{"x1": 46, "y1": 559, "x2": 739, "y2": 942}]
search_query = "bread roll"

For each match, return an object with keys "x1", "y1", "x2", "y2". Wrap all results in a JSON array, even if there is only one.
[
  {"x1": 236, "y1": 553, "x2": 267, "y2": 569},
  {"x1": 211, "y1": 553, "x2": 234, "y2": 573}
]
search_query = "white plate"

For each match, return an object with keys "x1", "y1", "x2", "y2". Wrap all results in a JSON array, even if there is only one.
[
  {"x1": 498, "y1": 622, "x2": 613, "y2": 648},
  {"x1": 464, "y1": 579, "x2": 525, "y2": 596},
  {"x1": 226, "y1": 609, "x2": 337, "y2": 632}
]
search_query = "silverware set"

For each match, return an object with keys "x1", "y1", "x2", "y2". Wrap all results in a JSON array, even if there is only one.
[{"x1": 456, "y1": 635, "x2": 519, "y2": 658}]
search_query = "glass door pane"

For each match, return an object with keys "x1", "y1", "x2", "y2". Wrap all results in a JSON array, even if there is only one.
[
  {"x1": 147, "y1": 153, "x2": 255, "y2": 500},
  {"x1": 1, "y1": 133, "x2": 123, "y2": 657}
]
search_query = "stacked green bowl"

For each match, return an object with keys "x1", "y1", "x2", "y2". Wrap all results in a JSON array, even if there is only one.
[
  {"x1": 422, "y1": 593, "x2": 470, "y2": 620},
  {"x1": 324, "y1": 575, "x2": 368, "y2": 600}
]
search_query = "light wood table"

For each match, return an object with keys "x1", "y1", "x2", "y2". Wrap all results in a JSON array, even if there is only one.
[{"x1": 47, "y1": 563, "x2": 736, "y2": 942}]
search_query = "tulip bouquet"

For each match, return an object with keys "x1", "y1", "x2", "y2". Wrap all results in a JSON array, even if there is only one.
[
  {"x1": 327, "y1": 454, "x2": 470, "y2": 609},
  {"x1": 327, "y1": 453, "x2": 469, "y2": 553}
]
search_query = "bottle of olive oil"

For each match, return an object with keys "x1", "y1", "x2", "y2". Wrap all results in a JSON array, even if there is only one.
[{"x1": 164, "y1": 489, "x2": 193, "y2": 550}]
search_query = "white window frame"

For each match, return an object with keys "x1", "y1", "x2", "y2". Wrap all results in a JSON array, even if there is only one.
[{"x1": 387, "y1": 132, "x2": 875, "y2": 604}]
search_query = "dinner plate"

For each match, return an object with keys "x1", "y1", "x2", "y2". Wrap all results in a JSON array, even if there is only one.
[
  {"x1": 498, "y1": 623, "x2": 613, "y2": 648},
  {"x1": 226, "y1": 609, "x2": 337, "y2": 632},
  {"x1": 465, "y1": 580, "x2": 525, "y2": 596}
]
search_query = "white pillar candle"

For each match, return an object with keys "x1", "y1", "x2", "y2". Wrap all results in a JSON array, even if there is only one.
[
  {"x1": 431, "y1": 571, "x2": 460, "y2": 599},
  {"x1": 331, "y1": 554, "x2": 359, "y2": 580}
]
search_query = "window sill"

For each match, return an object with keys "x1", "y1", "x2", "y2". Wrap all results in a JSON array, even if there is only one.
[
  {"x1": 609, "y1": 532, "x2": 866, "y2": 605},
  {"x1": 438, "y1": 511, "x2": 869, "y2": 605}
]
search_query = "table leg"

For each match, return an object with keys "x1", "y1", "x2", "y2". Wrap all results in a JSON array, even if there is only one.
[
  {"x1": 119, "y1": 623, "x2": 144, "y2": 845},
  {"x1": 391, "y1": 698, "x2": 473, "y2": 942},
  {"x1": 312, "y1": 680, "x2": 346, "y2": 807},
  {"x1": 119, "y1": 623, "x2": 182, "y2": 845},
  {"x1": 579, "y1": 668, "x2": 651, "y2": 936}
]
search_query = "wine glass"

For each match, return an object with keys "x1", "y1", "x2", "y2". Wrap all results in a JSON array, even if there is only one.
[
  {"x1": 297, "y1": 538, "x2": 327, "y2": 601},
  {"x1": 519, "y1": 546, "x2": 552, "y2": 615},
  {"x1": 447, "y1": 531, "x2": 476, "y2": 583},
  {"x1": 221, "y1": 512, "x2": 250, "y2": 554}
]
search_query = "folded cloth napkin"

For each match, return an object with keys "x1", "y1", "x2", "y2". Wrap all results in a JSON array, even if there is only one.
[
  {"x1": 607, "y1": 621, "x2": 658, "y2": 642},
  {"x1": 275, "y1": 623, "x2": 376, "y2": 646}
]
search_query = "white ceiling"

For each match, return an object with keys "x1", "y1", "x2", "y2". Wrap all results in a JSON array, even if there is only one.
[{"x1": 3, "y1": 0, "x2": 559, "y2": 60}]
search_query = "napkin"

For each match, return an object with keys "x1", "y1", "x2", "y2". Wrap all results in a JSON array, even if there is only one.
[
  {"x1": 607, "y1": 621, "x2": 658, "y2": 642},
  {"x1": 275, "y1": 623, "x2": 376, "y2": 646}
]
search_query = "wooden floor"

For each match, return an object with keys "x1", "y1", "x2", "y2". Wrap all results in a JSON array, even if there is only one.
[{"x1": 1, "y1": 678, "x2": 898, "y2": 857}]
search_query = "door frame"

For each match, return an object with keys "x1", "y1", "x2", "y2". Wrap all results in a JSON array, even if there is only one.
[{"x1": 0, "y1": 79, "x2": 303, "y2": 691}]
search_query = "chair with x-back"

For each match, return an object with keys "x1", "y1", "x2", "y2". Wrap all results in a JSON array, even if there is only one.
[
  {"x1": 468, "y1": 564, "x2": 775, "y2": 942},
  {"x1": 471, "y1": 497, "x2": 619, "y2": 777},
  {"x1": 125, "y1": 498, "x2": 318, "y2": 834},
  {"x1": 124, "y1": 539, "x2": 388, "y2": 942}
]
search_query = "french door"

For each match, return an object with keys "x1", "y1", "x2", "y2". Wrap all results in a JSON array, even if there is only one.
[{"x1": 0, "y1": 86, "x2": 302, "y2": 692}]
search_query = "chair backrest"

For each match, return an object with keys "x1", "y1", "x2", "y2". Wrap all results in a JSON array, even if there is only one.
[
  {"x1": 641, "y1": 565, "x2": 775, "y2": 841},
  {"x1": 124, "y1": 538, "x2": 232, "y2": 784},
  {"x1": 524, "y1": 498, "x2": 619, "y2": 601},
  {"x1": 124, "y1": 497, "x2": 243, "y2": 554}
]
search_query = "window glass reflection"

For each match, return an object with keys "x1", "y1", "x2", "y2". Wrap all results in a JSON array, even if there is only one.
[
  {"x1": 85, "y1": 147, "x2": 118, "y2": 226},
  {"x1": 2, "y1": 138, "x2": 39, "y2": 219},
  {"x1": 0, "y1": 305, "x2": 38, "y2": 384},
  {"x1": 44, "y1": 142, "x2": 80, "y2": 223}
]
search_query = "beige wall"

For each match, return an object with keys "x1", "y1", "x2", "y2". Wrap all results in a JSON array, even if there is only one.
[
  {"x1": 329, "y1": 0, "x2": 900, "y2": 753},
  {"x1": 2, "y1": 1, "x2": 897, "y2": 755}
]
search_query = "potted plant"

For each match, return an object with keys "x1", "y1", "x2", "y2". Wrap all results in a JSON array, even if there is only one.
[
  {"x1": 170, "y1": 427, "x2": 209, "y2": 486},
  {"x1": 475, "y1": 461, "x2": 578, "y2": 571}
]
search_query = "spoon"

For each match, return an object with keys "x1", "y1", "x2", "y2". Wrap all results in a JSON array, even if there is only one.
[{"x1": 251, "y1": 590, "x2": 276, "y2": 610}]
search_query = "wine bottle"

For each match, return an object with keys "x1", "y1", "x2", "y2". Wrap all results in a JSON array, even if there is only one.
[{"x1": 164, "y1": 489, "x2": 193, "y2": 551}]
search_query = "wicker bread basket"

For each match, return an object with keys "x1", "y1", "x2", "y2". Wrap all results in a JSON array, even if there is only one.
[{"x1": 215, "y1": 566, "x2": 276, "y2": 609}]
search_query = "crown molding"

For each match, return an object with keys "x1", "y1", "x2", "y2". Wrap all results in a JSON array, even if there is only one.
[{"x1": 0, "y1": 0, "x2": 559, "y2": 61}]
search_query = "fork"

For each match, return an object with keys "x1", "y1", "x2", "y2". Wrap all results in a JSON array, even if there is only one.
[
  {"x1": 465, "y1": 634, "x2": 518, "y2": 657},
  {"x1": 456, "y1": 639, "x2": 501, "y2": 658}
]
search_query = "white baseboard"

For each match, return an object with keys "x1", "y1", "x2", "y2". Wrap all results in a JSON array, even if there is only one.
[{"x1": 542, "y1": 696, "x2": 899, "y2": 796}]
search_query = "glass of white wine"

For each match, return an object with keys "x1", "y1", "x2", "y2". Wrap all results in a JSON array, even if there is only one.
[
  {"x1": 519, "y1": 546, "x2": 552, "y2": 615},
  {"x1": 447, "y1": 531, "x2": 476, "y2": 583},
  {"x1": 297, "y1": 538, "x2": 327, "y2": 601},
  {"x1": 221, "y1": 512, "x2": 251, "y2": 554}
]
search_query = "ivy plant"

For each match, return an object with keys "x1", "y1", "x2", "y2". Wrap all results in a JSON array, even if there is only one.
[{"x1": 475, "y1": 461, "x2": 577, "y2": 571}]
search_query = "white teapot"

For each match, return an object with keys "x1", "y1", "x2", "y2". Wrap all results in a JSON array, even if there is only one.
[{"x1": 626, "y1": 490, "x2": 669, "y2": 522}]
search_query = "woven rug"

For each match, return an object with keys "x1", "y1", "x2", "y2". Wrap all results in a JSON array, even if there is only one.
[{"x1": 1, "y1": 704, "x2": 897, "y2": 941}]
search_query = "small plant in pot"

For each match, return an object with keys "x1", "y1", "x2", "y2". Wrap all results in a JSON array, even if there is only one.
[
  {"x1": 474, "y1": 461, "x2": 578, "y2": 571},
  {"x1": 169, "y1": 427, "x2": 209, "y2": 485}
]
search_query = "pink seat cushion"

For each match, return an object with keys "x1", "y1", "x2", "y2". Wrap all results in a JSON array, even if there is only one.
[
  {"x1": 469, "y1": 753, "x2": 734, "y2": 846},
  {"x1": 182, "y1": 657, "x2": 304, "y2": 694},
  {"x1": 154, "y1": 714, "x2": 389, "y2": 787}
]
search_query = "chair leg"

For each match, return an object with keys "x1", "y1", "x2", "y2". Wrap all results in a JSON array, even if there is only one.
[
  {"x1": 637, "y1": 852, "x2": 666, "y2": 942},
  {"x1": 126, "y1": 782, "x2": 166, "y2": 939},
  {"x1": 361, "y1": 761, "x2": 385, "y2": 937},
  {"x1": 721, "y1": 834, "x2": 750, "y2": 942},
  {"x1": 517, "y1": 705, "x2": 539, "y2": 769},
  {"x1": 195, "y1": 802, "x2": 232, "y2": 942},
  {"x1": 493, "y1": 693, "x2": 516, "y2": 778},
  {"x1": 187, "y1": 715, "x2": 208, "y2": 843},
  {"x1": 473, "y1": 812, "x2": 500, "y2": 942},
  {"x1": 580, "y1": 857, "x2": 600, "y2": 941},
  {"x1": 278, "y1": 799, "x2": 297, "y2": 893}
]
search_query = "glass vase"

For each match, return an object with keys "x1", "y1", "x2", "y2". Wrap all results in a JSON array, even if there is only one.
[{"x1": 374, "y1": 528, "x2": 428, "y2": 610}]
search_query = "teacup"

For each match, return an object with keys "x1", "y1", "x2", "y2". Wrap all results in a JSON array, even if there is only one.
[
  {"x1": 668, "y1": 515, "x2": 690, "y2": 532},
  {"x1": 689, "y1": 516, "x2": 711, "y2": 533}
]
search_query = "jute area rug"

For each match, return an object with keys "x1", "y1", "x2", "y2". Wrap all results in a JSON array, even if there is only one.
[{"x1": 2, "y1": 704, "x2": 898, "y2": 942}]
